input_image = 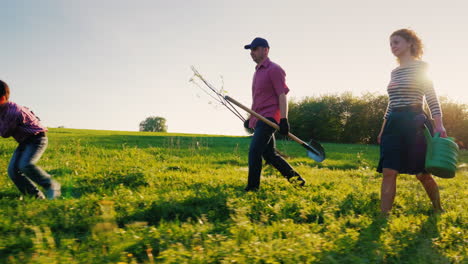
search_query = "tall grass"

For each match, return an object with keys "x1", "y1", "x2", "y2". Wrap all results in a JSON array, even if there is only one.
[{"x1": 0, "y1": 128, "x2": 466, "y2": 263}]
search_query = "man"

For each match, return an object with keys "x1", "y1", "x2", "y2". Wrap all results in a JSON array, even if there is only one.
[{"x1": 243, "y1": 37, "x2": 305, "y2": 191}]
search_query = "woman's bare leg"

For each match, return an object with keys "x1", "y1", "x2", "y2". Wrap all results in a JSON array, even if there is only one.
[
  {"x1": 416, "y1": 173, "x2": 443, "y2": 213},
  {"x1": 381, "y1": 168, "x2": 399, "y2": 215}
]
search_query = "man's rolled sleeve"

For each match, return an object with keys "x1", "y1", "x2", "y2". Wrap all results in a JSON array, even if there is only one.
[{"x1": 269, "y1": 66, "x2": 289, "y2": 96}]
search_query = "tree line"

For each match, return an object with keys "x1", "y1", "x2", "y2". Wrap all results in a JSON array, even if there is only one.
[{"x1": 287, "y1": 93, "x2": 468, "y2": 148}]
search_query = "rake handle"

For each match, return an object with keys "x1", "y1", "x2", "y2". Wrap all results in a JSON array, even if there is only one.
[{"x1": 224, "y1": 96, "x2": 306, "y2": 145}]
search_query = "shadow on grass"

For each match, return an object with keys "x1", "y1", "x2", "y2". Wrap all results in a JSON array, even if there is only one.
[
  {"x1": 317, "y1": 215, "x2": 389, "y2": 263},
  {"x1": 0, "y1": 228, "x2": 35, "y2": 264},
  {"x1": 336, "y1": 192, "x2": 380, "y2": 217},
  {"x1": 48, "y1": 168, "x2": 74, "y2": 177},
  {"x1": 291, "y1": 158, "x2": 376, "y2": 171},
  {"x1": 316, "y1": 190, "x2": 385, "y2": 263},
  {"x1": 318, "y1": 214, "x2": 451, "y2": 263},
  {"x1": 68, "y1": 172, "x2": 148, "y2": 198},
  {"x1": 119, "y1": 185, "x2": 231, "y2": 264},
  {"x1": 315, "y1": 162, "x2": 364, "y2": 170},
  {"x1": 0, "y1": 189, "x2": 22, "y2": 200},
  {"x1": 215, "y1": 158, "x2": 245, "y2": 166},
  {"x1": 387, "y1": 216, "x2": 451, "y2": 263},
  {"x1": 117, "y1": 184, "x2": 232, "y2": 226},
  {"x1": 76, "y1": 134, "x2": 251, "y2": 151}
]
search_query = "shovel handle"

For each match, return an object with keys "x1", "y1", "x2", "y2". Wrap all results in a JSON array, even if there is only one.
[{"x1": 224, "y1": 96, "x2": 305, "y2": 145}]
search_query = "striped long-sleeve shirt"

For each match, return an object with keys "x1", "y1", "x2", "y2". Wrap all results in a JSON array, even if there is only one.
[
  {"x1": 384, "y1": 61, "x2": 442, "y2": 119},
  {"x1": 0, "y1": 101, "x2": 47, "y2": 143}
]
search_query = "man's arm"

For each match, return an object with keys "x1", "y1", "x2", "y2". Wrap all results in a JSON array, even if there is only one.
[
  {"x1": 279, "y1": 93, "x2": 288, "y2": 119},
  {"x1": 278, "y1": 93, "x2": 290, "y2": 135},
  {"x1": 269, "y1": 65, "x2": 289, "y2": 134}
]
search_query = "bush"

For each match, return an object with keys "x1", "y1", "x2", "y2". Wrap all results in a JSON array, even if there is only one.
[{"x1": 289, "y1": 93, "x2": 468, "y2": 147}]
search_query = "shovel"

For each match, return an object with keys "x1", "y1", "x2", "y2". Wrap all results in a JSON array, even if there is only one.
[{"x1": 225, "y1": 96, "x2": 326, "y2": 162}]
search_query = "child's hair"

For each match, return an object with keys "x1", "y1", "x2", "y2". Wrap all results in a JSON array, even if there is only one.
[
  {"x1": 0, "y1": 80, "x2": 10, "y2": 100},
  {"x1": 390, "y1": 29, "x2": 424, "y2": 60}
]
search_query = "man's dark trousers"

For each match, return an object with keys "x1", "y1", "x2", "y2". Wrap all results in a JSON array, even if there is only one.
[{"x1": 247, "y1": 118, "x2": 299, "y2": 189}]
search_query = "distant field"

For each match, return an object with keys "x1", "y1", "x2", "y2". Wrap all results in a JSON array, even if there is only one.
[{"x1": 0, "y1": 128, "x2": 466, "y2": 264}]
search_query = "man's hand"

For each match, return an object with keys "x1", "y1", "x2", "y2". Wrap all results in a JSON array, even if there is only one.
[
  {"x1": 279, "y1": 118, "x2": 289, "y2": 135},
  {"x1": 244, "y1": 119, "x2": 250, "y2": 129}
]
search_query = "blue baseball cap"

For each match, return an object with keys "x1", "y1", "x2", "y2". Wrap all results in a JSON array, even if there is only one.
[{"x1": 244, "y1": 37, "x2": 269, "y2": 49}]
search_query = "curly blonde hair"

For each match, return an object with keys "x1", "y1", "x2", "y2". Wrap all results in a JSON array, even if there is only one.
[{"x1": 390, "y1": 29, "x2": 424, "y2": 60}]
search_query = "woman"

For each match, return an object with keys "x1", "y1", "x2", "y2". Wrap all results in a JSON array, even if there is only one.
[{"x1": 377, "y1": 29, "x2": 446, "y2": 215}]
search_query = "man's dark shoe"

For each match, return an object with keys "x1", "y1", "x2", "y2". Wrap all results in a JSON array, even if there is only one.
[{"x1": 287, "y1": 175, "x2": 306, "y2": 187}]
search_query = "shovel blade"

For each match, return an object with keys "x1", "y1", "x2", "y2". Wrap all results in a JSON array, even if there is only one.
[{"x1": 303, "y1": 139, "x2": 326, "y2": 162}]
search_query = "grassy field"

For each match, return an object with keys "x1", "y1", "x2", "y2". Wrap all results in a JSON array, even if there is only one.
[{"x1": 0, "y1": 128, "x2": 466, "y2": 264}]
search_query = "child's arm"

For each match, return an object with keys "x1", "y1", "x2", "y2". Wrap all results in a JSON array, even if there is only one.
[
  {"x1": 0, "y1": 112, "x2": 20, "y2": 138},
  {"x1": 1, "y1": 126, "x2": 16, "y2": 138}
]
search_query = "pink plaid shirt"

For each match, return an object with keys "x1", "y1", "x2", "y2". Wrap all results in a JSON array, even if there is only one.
[
  {"x1": 249, "y1": 58, "x2": 289, "y2": 128},
  {"x1": 0, "y1": 102, "x2": 47, "y2": 143}
]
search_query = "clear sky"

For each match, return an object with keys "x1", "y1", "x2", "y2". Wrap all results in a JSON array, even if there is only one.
[{"x1": 1, "y1": 0, "x2": 466, "y2": 135}]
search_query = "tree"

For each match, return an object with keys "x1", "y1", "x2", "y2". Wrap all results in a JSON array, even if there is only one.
[{"x1": 139, "y1": 116, "x2": 168, "y2": 132}]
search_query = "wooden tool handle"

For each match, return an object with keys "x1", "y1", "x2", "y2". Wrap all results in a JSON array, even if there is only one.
[{"x1": 225, "y1": 96, "x2": 305, "y2": 145}]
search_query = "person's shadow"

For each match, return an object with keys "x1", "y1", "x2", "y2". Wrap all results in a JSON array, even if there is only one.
[
  {"x1": 322, "y1": 215, "x2": 389, "y2": 263},
  {"x1": 389, "y1": 214, "x2": 451, "y2": 263},
  {"x1": 318, "y1": 213, "x2": 451, "y2": 263}
]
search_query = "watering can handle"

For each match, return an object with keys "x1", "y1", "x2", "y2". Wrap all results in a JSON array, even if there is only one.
[
  {"x1": 423, "y1": 125, "x2": 433, "y2": 142},
  {"x1": 423, "y1": 125, "x2": 434, "y2": 161}
]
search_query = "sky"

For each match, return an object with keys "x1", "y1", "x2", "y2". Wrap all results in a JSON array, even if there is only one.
[{"x1": 1, "y1": 0, "x2": 467, "y2": 135}]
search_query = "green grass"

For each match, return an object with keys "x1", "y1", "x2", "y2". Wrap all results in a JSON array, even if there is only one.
[{"x1": 0, "y1": 128, "x2": 466, "y2": 264}]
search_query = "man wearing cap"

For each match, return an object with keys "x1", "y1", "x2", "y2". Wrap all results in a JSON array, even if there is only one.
[{"x1": 243, "y1": 37, "x2": 305, "y2": 191}]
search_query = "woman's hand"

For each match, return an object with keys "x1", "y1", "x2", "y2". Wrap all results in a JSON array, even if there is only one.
[
  {"x1": 433, "y1": 116, "x2": 447, "y2": 138},
  {"x1": 434, "y1": 125, "x2": 447, "y2": 138},
  {"x1": 377, "y1": 119, "x2": 387, "y2": 144},
  {"x1": 377, "y1": 132, "x2": 383, "y2": 144}
]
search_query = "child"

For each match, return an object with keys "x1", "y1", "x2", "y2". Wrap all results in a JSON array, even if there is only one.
[{"x1": 0, "y1": 80, "x2": 61, "y2": 199}]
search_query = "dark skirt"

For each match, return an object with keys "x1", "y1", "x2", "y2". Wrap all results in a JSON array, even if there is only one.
[{"x1": 377, "y1": 110, "x2": 433, "y2": 175}]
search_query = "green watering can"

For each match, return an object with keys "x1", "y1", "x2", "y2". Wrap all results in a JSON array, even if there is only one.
[{"x1": 423, "y1": 126, "x2": 459, "y2": 178}]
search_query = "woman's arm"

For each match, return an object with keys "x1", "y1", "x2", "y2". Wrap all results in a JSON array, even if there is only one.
[
  {"x1": 432, "y1": 115, "x2": 447, "y2": 137},
  {"x1": 422, "y1": 70, "x2": 446, "y2": 137},
  {"x1": 377, "y1": 119, "x2": 387, "y2": 144}
]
